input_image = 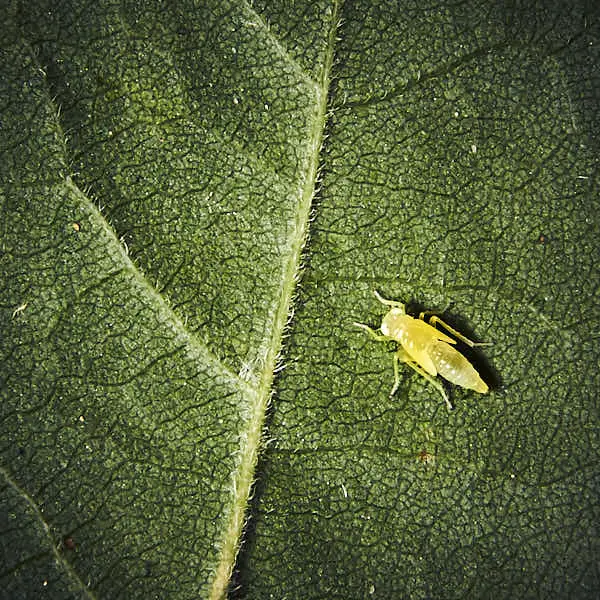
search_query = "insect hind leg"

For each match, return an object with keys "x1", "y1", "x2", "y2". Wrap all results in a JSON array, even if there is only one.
[{"x1": 423, "y1": 314, "x2": 491, "y2": 348}]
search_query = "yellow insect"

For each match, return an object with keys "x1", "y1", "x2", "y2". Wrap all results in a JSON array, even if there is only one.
[{"x1": 354, "y1": 291, "x2": 489, "y2": 409}]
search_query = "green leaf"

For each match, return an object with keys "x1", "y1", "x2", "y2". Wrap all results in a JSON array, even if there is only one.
[{"x1": 1, "y1": 1, "x2": 599, "y2": 599}]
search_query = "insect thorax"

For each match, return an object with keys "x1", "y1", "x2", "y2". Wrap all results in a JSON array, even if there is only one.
[{"x1": 380, "y1": 309, "x2": 411, "y2": 341}]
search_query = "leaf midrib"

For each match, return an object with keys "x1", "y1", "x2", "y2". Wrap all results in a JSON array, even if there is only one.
[{"x1": 207, "y1": 2, "x2": 343, "y2": 597}]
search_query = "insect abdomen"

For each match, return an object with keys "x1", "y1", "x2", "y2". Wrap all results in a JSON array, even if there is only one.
[{"x1": 428, "y1": 341, "x2": 488, "y2": 394}]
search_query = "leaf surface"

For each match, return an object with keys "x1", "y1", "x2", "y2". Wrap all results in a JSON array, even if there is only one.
[{"x1": 1, "y1": 1, "x2": 599, "y2": 599}]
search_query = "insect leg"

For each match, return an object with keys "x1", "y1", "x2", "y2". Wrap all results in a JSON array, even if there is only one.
[
  {"x1": 396, "y1": 349, "x2": 453, "y2": 410},
  {"x1": 418, "y1": 307, "x2": 448, "y2": 321},
  {"x1": 390, "y1": 351, "x2": 401, "y2": 396},
  {"x1": 424, "y1": 315, "x2": 491, "y2": 348},
  {"x1": 353, "y1": 321, "x2": 388, "y2": 341}
]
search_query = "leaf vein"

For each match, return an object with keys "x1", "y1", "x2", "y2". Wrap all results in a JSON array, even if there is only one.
[
  {"x1": 207, "y1": 1, "x2": 344, "y2": 597},
  {"x1": 66, "y1": 177, "x2": 258, "y2": 399},
  {"x1": 0, "y1": 466, "x2": 97, "y2": 599}
]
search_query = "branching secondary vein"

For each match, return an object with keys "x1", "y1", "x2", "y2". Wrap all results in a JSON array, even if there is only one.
[
  {"x1": 0, "y1": 467, "x2": 97, "y2": 599},
  {"x1": 238, "y1": 0, "x2": 316, "y2": 86},
  {"x1": 66, "y1": 178, "x2": 256, "y2": 398}
]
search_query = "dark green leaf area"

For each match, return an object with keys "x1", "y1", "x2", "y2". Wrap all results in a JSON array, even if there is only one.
[
  {"x1": 2, "y1": 1, "x2": 600, "y2": 599},
  {"x1": 1, "y1": 176, "x2": 247, "y2": 597},
  {"x1": 245, "y1": 291, "x2": 599, "y2": 599},
  {"x1": 16, "y1": 0, "x2": 323, "y2": 374},
  {"x1": 240, "y1": 1, "x2": 600, "y2": 598},
  {"x1": 1, "y1": 52, "x2": 246, "y2": 592},
  {"x1": 1, "y1": 479, "x2": 76, "y2": 599}
]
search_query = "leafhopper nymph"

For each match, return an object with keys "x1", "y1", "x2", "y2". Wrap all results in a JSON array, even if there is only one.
[{"x1": 355, "y1": 291, "x2": 490, "y2": 409}]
